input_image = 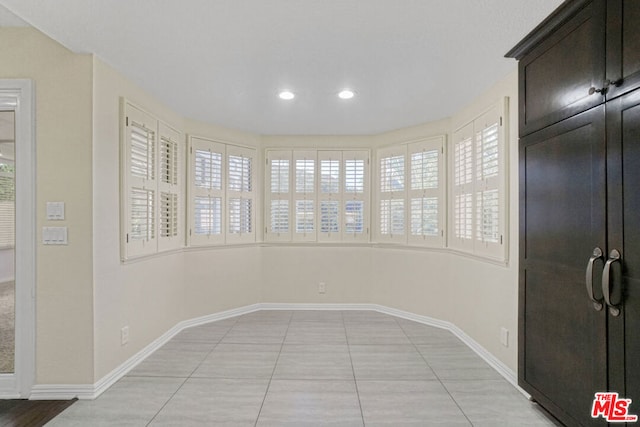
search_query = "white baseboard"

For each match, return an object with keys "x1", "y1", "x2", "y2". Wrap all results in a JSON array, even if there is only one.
[
  {"x1": 29, "y1": 303, "x2": 526, "y2": 400},
  {"x1": 29, "y1": 304, "x2": 262, "y2": 400}
]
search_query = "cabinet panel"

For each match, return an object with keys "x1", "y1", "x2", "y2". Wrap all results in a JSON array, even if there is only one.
[
  {"x1": 606, "y1": 0, "x2": 640, "y2": 99},
  {"x1": 606, "y1": 88, "x2": 640, "y2": 407},
  {"x1": 519, "y1": 106, "x2": 607, "y2": 426},
  {"x1": 518, "y1": 0, "x2": 606, "y2": 136}
]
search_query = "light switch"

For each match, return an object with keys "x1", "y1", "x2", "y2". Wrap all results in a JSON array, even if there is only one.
[
  {"x1": 46, "y1": 202, "x2": 65, "y2": 220},
  {"x1": 43, "y1": 227, "x2": 68, "y2": 245}
]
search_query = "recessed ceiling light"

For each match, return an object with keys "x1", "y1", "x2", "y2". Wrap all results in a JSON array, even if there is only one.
[
  {"x1": 338, "y1": 89, "x2": 355, "y2": 100},
  {"x1": 279, "y1": 91, "x2": 295, "y2": 100}
]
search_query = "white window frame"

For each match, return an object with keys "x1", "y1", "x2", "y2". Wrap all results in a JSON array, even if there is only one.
[
  {"x1": 158, "y1": 122, "x2": 184, "y2": 252},
  {"x1": 449, "y1": 98, "x2": 508, "y2": 261},
  {"x1": 376, "y1": 135, "x2": 445, "y2": 247},
  {"x1": 265, "y1": 150, "x2": 293, "y2": 242},
  {"x1": 292, "y1": 150, "x2": 317, "y2": 242},
  {"x1": 265, "y1": 148, "x2": 370, "y2": 243},
  {"x1": 188, "y1": 136, "x2": 257, "y2": 246},
  {"x1": 188, "y1": 136, "x2": 226, "y2": 246},
  {"x1": 226, "y1": 145, "x2": 256, "y2": 244},
  {"x1": 407, "y1": 138, "x2": 446, "y2": 247},
  {"x1": 120, "y1": 100, "x2": 185, "y2": 260},
  {"x1": 341, "y1": 150, "x2": 370, "y2": 243}
]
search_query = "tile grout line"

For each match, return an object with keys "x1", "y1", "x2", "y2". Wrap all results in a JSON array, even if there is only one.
[
  {"x1": 344, "y1": 311, "x2": 367, "y2": 426},
  {"x1": 394, "y1": 317, "x2": 474, "y2": 426},
  {"x1": 253, "y1": 310, "x2": 294, "y2": 427},
  {"x1": 145, "y1": 316, "x2": 241, "y2": 426}
]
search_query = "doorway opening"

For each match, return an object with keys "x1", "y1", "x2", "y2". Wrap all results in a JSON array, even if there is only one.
[{"x1": 0, "y1": 80, "x2": 35, "y2": 399}]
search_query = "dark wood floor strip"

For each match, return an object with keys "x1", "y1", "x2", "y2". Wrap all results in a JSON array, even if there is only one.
[{"x1": 0, "y1": 399, "x2": 76, "y2": 427}]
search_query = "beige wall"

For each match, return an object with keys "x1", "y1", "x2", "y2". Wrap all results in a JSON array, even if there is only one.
[
  {"x1": 92, "y1": 59, "x2": 265, "y2": 380},
  {"x1": 261, "y1": 246, "x2": 373, "y2": 304},
  {"x1": 92, "y1": 58, "x2": 187, "y2": 380},
  {"x1": 370, "y1": 70, "x2": 520, "y2": 369},
  {"x1": 0, "y1": 28, "x2": 94, "y2": 384}
]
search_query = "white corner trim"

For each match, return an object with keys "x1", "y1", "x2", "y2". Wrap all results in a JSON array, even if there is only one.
[{"x1": 30, "y1": 303, "x2": 526, "y2": 400}]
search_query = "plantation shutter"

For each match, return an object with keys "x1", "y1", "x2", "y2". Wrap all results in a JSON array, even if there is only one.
[
  {"x1": 227, "y1": 145, "x2": 256, "y2": 243},
  {"x1": 474, "y1": 106, "x2": 504, "y2": 259},
  {"x1": 123, "y1": 105, "x2": 157, "y2": 258},
  {"x1": 451, "y1": 123, "x2": 474, "y2": 251},
  {"x1": 450, "y1": 100, "x2": 506, "y2": 260},
  {"x1": 158, "y1": 123, "x2": 183, "y2": 252},
  {"x1": 293, "y1": 150, "x2": 316, "y2": 242},
  {"x1": 407, "y1": 137, "x2": 444, "y2": 247},
  {"x1": 189, "y1": 136, "x2": 225, "y2": 245},
  {"x1": 378, "y1": 146, "x2": 406, "y2": 242},
  {"x1": 318, "y1": 151, "x2": 341, "y2": 242},
  {"x1": 343, "y1": 150, "x2": 369, "y2": 242},
  {"x1": 266, "y1": 150, "x2": 292, "y2": 241}
]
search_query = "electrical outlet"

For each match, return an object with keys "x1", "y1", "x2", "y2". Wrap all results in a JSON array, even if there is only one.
[
  {"x1": 318, "y1": 282, "x2": 326, "y2": 294},
  {"x1": 121, "y1": 326, "x2": 130, "y2": 345},
  {"x1": 500, "y1": 327, "x2": 509, "y2": 347}
]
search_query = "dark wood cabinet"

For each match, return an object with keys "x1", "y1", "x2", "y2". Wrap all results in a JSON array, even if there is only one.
[
  {"x1": 509, "y1": 0, "x2": 640, "y2": 137},
  {"x1": 606, "y1": 0, "x2": 640, "y2": 100},
  {"x1": 508, "y1": 1, "x2": 640, "y2": 426},
  {"x1": 513, "y1": 0, "x2": 605, "y2": 136}
]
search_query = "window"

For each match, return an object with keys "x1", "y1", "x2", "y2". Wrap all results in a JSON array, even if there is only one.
[
  {"x1": 376, "y1": 136, "x2": 445, "y2": 247},
  {"x1": 265, "y1": 149, "x2": 369, "y2": 243},
  {"x1": 0, "y1": 162, "x2": 15, "y2": 248},
  {"x1": 450, "y1": 100, "x2": 507, "y2": 260},
  {"x1": 266, "y1": 150, "x2": 292, "y2": 242},
  {"x1": 188, "y1": 136, "x2": 256, "y2": 246},
  {"x1": 158, "y1": 123, "x2": 182, "y2": 252},
  {"x1": 226, "y1": 145, "x2": 256, "y2": 243},
  {"x1": 294, "y1": 151, "x2": 316, "y2": 241},
  {"x1": 378, "y1": 147, "x2": 406, "y2": 242},
  {"x1": 121, "y1": 101, "x2": 184, "y2": 259}
]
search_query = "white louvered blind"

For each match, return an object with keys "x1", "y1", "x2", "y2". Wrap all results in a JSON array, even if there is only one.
[
  {"x1": 157, "y1": 123, "x2": 183, "y2": 252},
  {"x1": 266, "y1": 149, "x2": 370, "y2": 243},
  {"x1": 160, "y1": 192, "x2": 178, "y2": 238},
  {"x1": 474, "y1": 109, "x2": 503, "y2": 257},
  {"x1": 189, "y1": 137, "x2": 225, "y2": 245},
  {"x1": 293, "y1": 151, "x2": 316, "y2": 241},
  {"x1": 378, "y1": 147, "x2": 406, "y2": 242},
  {"x1": 452, "y1": 126, "x2": 474, "y2": 248},
  {"x1": 407, "y1": 138, "x2": 444, "y2": 246},
  {"x1": 343, "y1": 151, "x2": 369, "y2": 241},
  {"x1": 123, "y1": 105, "x2": 157, "y2": 258},
  {"x1": 450, "y1": 100, "x2": 507, "y2": 260},
  {"x1": 318, "y1": 151, "x2": 341, "y2": 241},
  {"x1": 227, "y1": 146, "x2": 256, "y2": 243},
  {"x1": 267, "y1": 151, "x2": 292, "y2": 241},
  {"x1": 0, "y1": 164, "x2": 15, "y2": 249},
  {"x1": 121, "y1": 101, "x2": 184, "y2": 259}
]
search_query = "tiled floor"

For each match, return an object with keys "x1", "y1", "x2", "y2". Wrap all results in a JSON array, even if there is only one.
[{"x1": 46, "y1": 310, "x2": 560, "y2": 426}]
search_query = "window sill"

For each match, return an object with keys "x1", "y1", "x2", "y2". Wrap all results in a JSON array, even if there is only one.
[{"x1": 120, "y1": 241, "x2": 509, "y2": 267}]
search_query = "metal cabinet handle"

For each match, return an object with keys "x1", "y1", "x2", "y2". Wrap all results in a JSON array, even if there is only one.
[
  {"x1": 589, "y1": 86, "x2": 606, "y2": 95},
  {"x1": 602, "y1": 249, "x2": 621, "y2": 317},
  {"x1": 589, "y1": 79, "x2": 623, "y2": 96},
  {"x1": 585, "y1": 247, "x2": 603, "y2": 311}
]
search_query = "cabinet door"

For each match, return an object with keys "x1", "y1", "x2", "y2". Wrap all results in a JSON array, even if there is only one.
[
  {"x1": 606, "y1": 88, "x2": 640, "y2": 408},
  {"x1": 519, "y1": 105, "x2": 607, "y2": 426},
  {"x1": 606, "y1": 0, "x2": 640, "y2": 99},
  {"x1": 518, "y1": 0, "x2": 606, "y2": 136}
]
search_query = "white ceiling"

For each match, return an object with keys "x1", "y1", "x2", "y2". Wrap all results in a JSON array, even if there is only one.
[{"x1": 0, "y1": 0, "x2": 562, "y2": 135}]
